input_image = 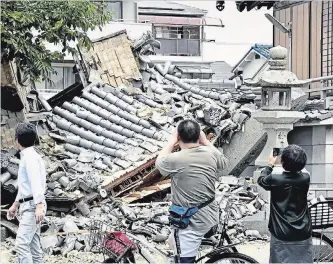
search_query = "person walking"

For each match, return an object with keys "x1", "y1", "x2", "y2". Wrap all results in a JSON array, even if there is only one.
[
  {"x1": 156, "y1": 120, "x2": 226, "y2": 263},
  {"x1": 7, "y1": 123, "x2": 47, "y2": 264},
  {"x1": 257, "y1": 144, "x2": 313, "y2": 263}
]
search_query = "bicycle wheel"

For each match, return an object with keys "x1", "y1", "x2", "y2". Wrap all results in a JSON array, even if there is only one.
[
  {"x1": 205, "y1": 252, "x2": 258, "y2": 263},
  {"x1": 312, "y1": 231, "x2": 333, "y2": 262}
]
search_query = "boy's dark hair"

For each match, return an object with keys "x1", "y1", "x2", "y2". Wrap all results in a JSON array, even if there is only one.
[
  {"x1": 177, "y1": 120, "x2": 200, "y2": 144},
  {"x1": 281, "y1": 144, "x2": 307, "y2": 172},
  {"x1": 15, "y1": 123, "x2": 37, "y2": 148}
]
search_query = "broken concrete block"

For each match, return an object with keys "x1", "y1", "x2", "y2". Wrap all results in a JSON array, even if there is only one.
[
  {"x1": 63, "y1": 220, "x2": 79, "y2": 233},
  {"x1": 50, "y1": 171, "x2": 66, "y2": 182},
  {"x1": 59, "y1": 176, "x2": 70, "y2": 188},
  {"x1": 41, "y1": 235, "x2": 58, "y2": 250},
  {"x1": 74, "y1": 241, "x2": 85, "y2": 251},
  {"x1": 76, "y1": 201, "x2": 90, "y2": 216},
  {"x1": 246, "y1": 203, "x2": 257, "y2": 214},
  {"x1": 221, "y1": 118, "x2": 267, "y2": 176},
  {"x1": 254, "y1": 197, "x2": 265, "y2": 210},
  {"x1": 245, "y1": 230, "x2": 260, "y2": 238}
]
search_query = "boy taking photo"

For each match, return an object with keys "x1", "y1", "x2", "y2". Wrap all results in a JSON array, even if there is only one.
[{"x1": 257, "y1": 144, "x2": 313, "y2": 263}]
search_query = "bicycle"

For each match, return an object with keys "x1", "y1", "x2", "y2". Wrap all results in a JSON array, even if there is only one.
[
  {"x1": 309, "y1": 200, "x2": 333, "y2": 263},
  {"x1": 88, "y1": 196, "x2": 259, "y2": 263}
]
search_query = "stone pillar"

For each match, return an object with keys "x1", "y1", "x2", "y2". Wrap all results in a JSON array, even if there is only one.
[
  {"x1": 253, "y1": 111, "x2": 305, "y2": 166},
  {"x1": 245, "y1": 45, "x2": 311, "y2": 221}
]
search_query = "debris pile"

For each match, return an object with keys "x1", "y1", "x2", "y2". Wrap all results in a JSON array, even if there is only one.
[
  {"x1": 1, "y1": 175, "x2": 269, "y2": 260},
  {"x1": 1, "y1": 30, "x2": 263, "y2": 258}
]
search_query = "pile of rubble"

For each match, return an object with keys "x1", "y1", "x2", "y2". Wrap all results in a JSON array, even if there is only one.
[
  {"x1": 1, "y1": 30, "x2": 256, "y2": 215},
  {"x1": 0, "y1": 30, "x2": 263, "y2": 258},
  {"x1": 1, "y1": 175, "x2": 268, "y2": 260}
]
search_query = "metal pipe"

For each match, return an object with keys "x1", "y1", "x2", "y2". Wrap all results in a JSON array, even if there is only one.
[{"x1": 306, "y1": 75, "x2": 333, "y2": 83}]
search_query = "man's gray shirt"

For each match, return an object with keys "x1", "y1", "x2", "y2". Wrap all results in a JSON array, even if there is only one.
[{"x1": 156, "y1": 146, "x2": 224, "y2": 233}]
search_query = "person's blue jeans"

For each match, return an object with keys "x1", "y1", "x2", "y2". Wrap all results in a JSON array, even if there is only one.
[{"x1": 16, "y1": 200, "x2": 46, "y2": 263}]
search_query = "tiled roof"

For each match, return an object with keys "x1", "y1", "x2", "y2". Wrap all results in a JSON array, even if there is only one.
[
  {"x1": 232, "y1": 44, "x2": 272, "y2": 73},
  {"x1": 210, "y1": 61, "x2": 233, "y2": 80},
  {"x1": 50, "y1": 62, "x2": 253, "y2": 189},
  {"x1": 303, "y1": 109, "x2": 333, "y2": 121},
  {"x1": 252, "y1": 44, "x2": 272, "y2": 59}
]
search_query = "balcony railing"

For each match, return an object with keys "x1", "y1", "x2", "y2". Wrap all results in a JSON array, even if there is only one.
[
  {"x1": 306, "y1": 75, "x2": 333, "y2": 109},
  {"x1": 155, "y1": 38, "x2": 200, "y2": 56}
]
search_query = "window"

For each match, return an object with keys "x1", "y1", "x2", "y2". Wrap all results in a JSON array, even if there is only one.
[
  {"x1": 153, "y1": 25, "x2": 201, "y2": 56},
  {"x1": 105, "y1": 1, "x2": 122, "y2": 20},
  {"x1": 92, "y1": 1, "x2": 122, "y2": 19},
  {"x1": 35, "y1": 66, "x2": 79, "y2": 93},
  {"x1": 153, "y1": 26, "x2": 200, "y2": 40}
]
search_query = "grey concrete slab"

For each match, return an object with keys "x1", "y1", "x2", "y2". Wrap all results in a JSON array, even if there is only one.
[
  {"x1": 221, "y1": 118, "x2": 267, "y2": 177},
  {"x1": 312, "y1": 126, "x2": 327, "y2": 145}
]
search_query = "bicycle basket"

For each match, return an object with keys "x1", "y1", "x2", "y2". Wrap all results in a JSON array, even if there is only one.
[
  {"x1": 88, "y1": 220, "x2": 136, "y2": 260},
  {"x1": 309, "y1": 200, "x2": 333, "y2": 229}
]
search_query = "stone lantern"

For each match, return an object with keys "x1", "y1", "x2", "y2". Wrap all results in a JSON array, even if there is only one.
[{"x1": 245, "y1": 46, "x2": 309, "y2": 166}]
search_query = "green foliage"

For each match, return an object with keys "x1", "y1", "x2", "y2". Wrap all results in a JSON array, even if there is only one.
[{"x1": 1, "y1": 0, "x2": 111, "y2": 82}]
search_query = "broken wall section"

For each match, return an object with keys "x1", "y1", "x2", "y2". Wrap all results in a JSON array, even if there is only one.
[{"x1": 80, "y1": 30, "x2": 142, "y2": 87}]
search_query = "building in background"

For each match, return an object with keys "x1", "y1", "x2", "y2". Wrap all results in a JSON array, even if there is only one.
[
  {"x1": 35, "y1": 1, "x2": 228, "y2": 98},
  {"x1": 273, "y1": 1, "x2": 332, "y2": 87},
  {"x1": 231, "y1": 44, "x2": 272, "y2": 81},
  {"x1": 138, "y1": 1, "x2": 207, "y2": 57}
]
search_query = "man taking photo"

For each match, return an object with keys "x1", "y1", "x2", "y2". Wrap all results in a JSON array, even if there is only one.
[{"x1": 156, "y1": 120, "x2": 226, "y2": 263}]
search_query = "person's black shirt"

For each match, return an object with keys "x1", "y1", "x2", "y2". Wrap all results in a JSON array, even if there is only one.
[{"x1": 257, "y1": 166, "x2": 312, "y2": 241}]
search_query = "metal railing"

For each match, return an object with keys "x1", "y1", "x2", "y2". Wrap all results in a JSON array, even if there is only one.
[
  {"x1": 309, "y1": 182, "x2": 333, "y2": 198},
  {"x1": 155, "y1": 38, "x2": 200, "y2": 56},
  {"x1": 309, "y1": 188, "x2": 333, "y2": 198},
  {"x1": 306, "y1": 75, "x2": 333, "y2": 109}
]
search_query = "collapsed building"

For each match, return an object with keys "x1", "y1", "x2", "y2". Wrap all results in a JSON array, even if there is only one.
[{"x1": 1, "y1": 30, "x2": 333, "y2": 257}]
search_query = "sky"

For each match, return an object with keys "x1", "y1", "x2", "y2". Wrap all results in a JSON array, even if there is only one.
[{"x1": 174, "y1": 1, "x2": 273, "y2": 66}]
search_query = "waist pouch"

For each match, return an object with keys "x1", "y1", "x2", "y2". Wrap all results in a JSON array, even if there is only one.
[{"x1": 168, "y1": 198, "x2": 214, "y2": 229}]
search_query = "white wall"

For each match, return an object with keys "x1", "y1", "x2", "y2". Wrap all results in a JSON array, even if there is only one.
[
  {"x1": 122, "y1": 1, "x2": 138, "y2": 21},
  {"x1": 289, "y1": 124, "x2": 333, "y2": 191},
  {"x1": 174, "y1": 1, "x2": 273, "y2": 66},
  {"x1": 242, "y1": 57, "x2": 267, "y2": 80},
  {"x1": 87, "y1": 22, "x2": 152, "y2": 41}
]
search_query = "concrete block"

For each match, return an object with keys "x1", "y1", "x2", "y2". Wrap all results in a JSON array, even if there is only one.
[
  {"x1": 326, "y1": 144, "x2": 333, "y2": 163},
  {"x1": 312, "y1": 126, "x2": 327, "y2": 145},
  {"x1": 325, "y1": 164, "x2": 333, "y2": 185},
  {"x1": 240, "y1": 165, "x2": 258, "y2": 178},
  {"x1": 288, "y1": 126, "x2": 312, "y2": 145},
  {"x1": 300, "y1": 145, "x2": 313, "y2": 163},
  {"x1": 311, "y1": 165, "x2": 326, "y2": 183},
  {"x1": 326, "y1": 125, "x2": 333, "y2": 144},
  {"x1": 312, "y1": 145, "x2": 326, "y2": 164},
  {"x1": 221, "y1": 118, "x2": 267, "y2": 176}
]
